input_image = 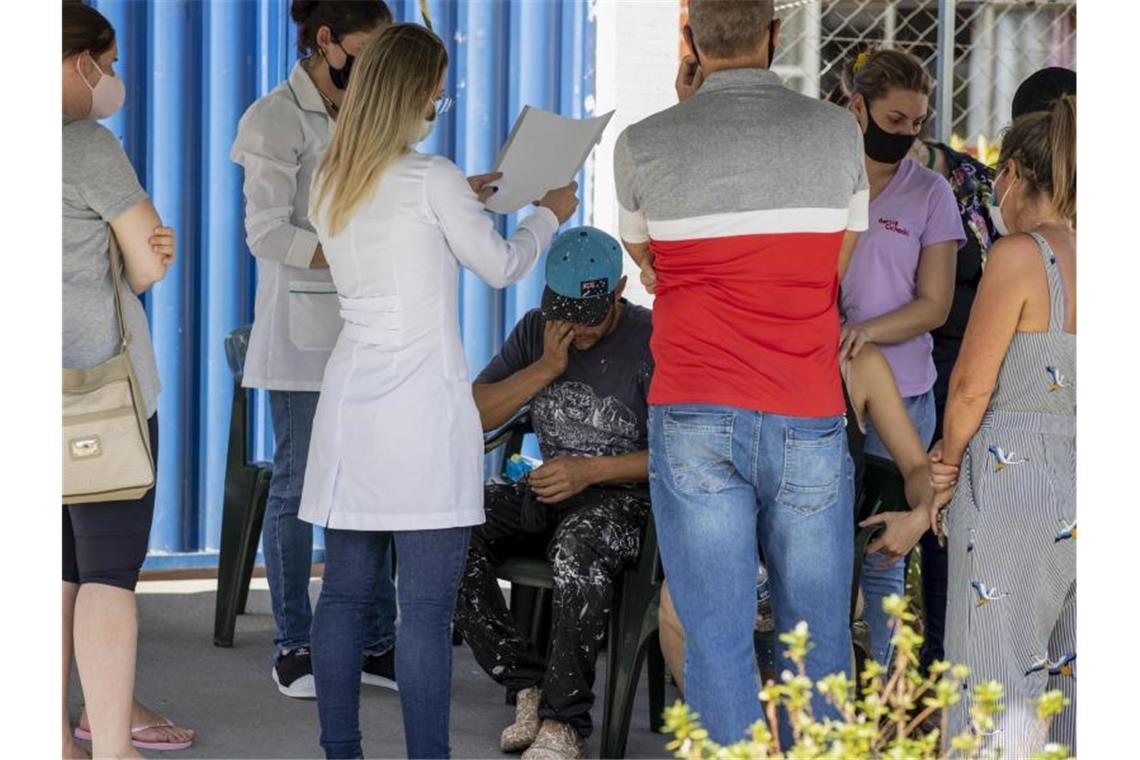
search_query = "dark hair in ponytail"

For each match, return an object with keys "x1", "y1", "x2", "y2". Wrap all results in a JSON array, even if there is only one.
[
  {"x1": 290, "y1": 1, "x2": 393, "y2": 56},
  {"x1": 62, "y1": 0, "x2": 115, "y2": 59},
  {"x1": 999, "y1": 94, "x2": 1076, "y2": 224}
]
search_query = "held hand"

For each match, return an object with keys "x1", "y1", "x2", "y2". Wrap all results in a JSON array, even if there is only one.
[
  {"x1": 860, "y1": 509, "x2": 928, "y2": 566},
  {"x1": 149, "y1": 226, "x2": 175, "y2": 268},
  {"x1": 929, "y1": 487, "x2": 954, "y2": 543},
  {"x1": 675, "y1": 54, "x2": 704, "y2": 102},
  {"x1": 529, "y1": 457, "x2": 596, "y2": 504},
  {"x1": 468, "y1": 172, "x2": 503, "y2": 204},
  {"x1": 928, "y1": 440, "x2": 960, "y2": 491},
  {"x1": 537, "y1": 320, "x2": 574, "y2": 380},
  {"x1": 838, "y1": 323, "x2": 873, "y2": 362},
  {"x1": 536, "y1": 181, "x2": 580, "y2": 224}
]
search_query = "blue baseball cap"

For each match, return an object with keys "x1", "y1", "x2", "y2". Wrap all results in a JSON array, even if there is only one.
[{"x1": 541, "y1": 227, "x2": 624, "y2": 326}]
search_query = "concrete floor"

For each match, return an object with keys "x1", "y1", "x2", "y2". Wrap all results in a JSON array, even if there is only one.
[{"x1": 67, "y1": 578, "x2": 675, "y2": 759}]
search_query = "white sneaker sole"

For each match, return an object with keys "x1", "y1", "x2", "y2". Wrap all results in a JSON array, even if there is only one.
[
  {"x1": 360, "y1": 672, "x2": 399, "y2": 691},
  {"x1": 272, "y1": 666, "x2": 317, "y2": 699}
]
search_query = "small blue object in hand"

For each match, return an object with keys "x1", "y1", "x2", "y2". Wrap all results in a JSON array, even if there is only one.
[{"x1": 505, "y1": 454, "x2": 542, "y2": 483}]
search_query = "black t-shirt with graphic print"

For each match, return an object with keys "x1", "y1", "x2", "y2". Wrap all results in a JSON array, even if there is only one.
[{"x1": 475, "y1": 301, "x2": 654, "y2": 467}]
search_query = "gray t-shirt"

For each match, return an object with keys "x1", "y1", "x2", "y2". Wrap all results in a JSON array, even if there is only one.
[
  {"x1": 475, "y1": 302, "x2": 654, "y2": 463},
  {"x1": 63, "y1": 119, "x2": 161, "y2": 417}
]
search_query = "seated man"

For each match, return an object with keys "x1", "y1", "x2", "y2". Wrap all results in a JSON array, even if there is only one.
[{"x1": 454, "y1": 227, "x2": 653, "y2": 760}]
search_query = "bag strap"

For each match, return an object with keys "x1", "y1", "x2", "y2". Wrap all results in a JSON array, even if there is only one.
[{"x1": 106, "y1": 231, "x2": 132, "y2": 352}]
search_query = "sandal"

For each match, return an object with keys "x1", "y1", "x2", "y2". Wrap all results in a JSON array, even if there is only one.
[{"x1": 73, "y1": 718, "x2": 194, "y2": 752}]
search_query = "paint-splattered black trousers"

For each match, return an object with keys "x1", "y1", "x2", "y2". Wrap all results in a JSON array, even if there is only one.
[{"x1": 453, "y1": 482, "x2": 650, "y2": 739}]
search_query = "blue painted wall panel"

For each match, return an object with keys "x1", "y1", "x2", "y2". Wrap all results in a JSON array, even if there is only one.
[{"x1": 87, "y1": 0, "x2": 595, "y2": 564}]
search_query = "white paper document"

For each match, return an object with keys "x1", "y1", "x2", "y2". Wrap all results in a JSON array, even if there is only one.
[{"x1": 484, "y1": 106, "x2": 615, "y2": 215}]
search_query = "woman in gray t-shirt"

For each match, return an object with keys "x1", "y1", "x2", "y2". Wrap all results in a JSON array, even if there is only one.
[{"x1": 61, "y1": 3, "x2": 193, "y2": 755}]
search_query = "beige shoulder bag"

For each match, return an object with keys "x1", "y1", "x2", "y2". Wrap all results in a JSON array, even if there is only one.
[{"x1": 62, "y1": 233, "x2": 155, "y2": 504}]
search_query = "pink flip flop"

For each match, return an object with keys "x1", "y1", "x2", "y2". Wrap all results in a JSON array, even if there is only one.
[{"x1": 73, "y1": 719, "x2": 195, "y2": 752}]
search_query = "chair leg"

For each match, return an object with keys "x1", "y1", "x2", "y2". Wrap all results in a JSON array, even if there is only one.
[
  {"x1": 647, "y1": 633, "x2": 666, "y2": 733},
  {"x1": 214, "y1": 471, "x2": 259, "y2": 648},
  {"x1": 601, "y1": 578, "x2": 655, "y2": 760},
  {"x1": 236, "y1": 470, "x2": 270, "y2": 615}
]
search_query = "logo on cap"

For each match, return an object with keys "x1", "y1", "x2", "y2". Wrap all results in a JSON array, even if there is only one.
[{"x1": 580, "y1": 278, "x2": 609, "y2": 297}]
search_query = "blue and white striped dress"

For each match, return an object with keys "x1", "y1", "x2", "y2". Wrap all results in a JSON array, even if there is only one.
[{"x1": 944, "y1": 231, "x2": 1075, "y2": 755}]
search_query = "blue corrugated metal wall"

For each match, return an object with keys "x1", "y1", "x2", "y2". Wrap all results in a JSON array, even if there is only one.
[{"x1": 88, "y1": 0, "x2": 595, "y2": 567}]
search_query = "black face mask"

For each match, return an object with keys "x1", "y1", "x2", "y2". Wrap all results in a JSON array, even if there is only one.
[
  {"x1": 328, "y1": 39, "x2": 354, "y2": 90},
  {"x1": 862, "y1": 108, "x2": 916, "y2": 164}
]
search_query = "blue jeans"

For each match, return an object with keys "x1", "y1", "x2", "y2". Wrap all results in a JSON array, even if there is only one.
[
  {"x1": 650, "y1": 404, "x2": 854, "y2": 745},
  {"x1": 312, "y1": 526, "x2": 472, "y2": 759},
  {"x1": 265, "y1": 390, "x2": 396, "y2": 657},
  {"x1": 860, "y1": 388, "x2": 935, "y2": 666}
]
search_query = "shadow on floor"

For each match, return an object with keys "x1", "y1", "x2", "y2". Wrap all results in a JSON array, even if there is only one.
[{"x1": 68, "y1": 579, "x2": 675, "y2": 759}]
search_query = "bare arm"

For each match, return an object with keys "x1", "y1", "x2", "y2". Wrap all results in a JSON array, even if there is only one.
[
  {"x1": 851, "y1": 345, "x2": 935, "y2": 562},
  {"x1": 940, "y1": 237, "x2": 1034, "y2": 465},
  {"x1": 472, "y1": 364, "x2": 559, "y2": 432},
  {"x1": 852, "y1": 239, "x2": 957, "y2": 344},
  {"x1": 837, "y1": 230, "x2": 861, "y2": 281},
  {"x1": 856, "y1": 346, "x2": 931, "y2": 508},
  {"x1": 472, "y1": 321, "x2": 573, "y2": 431},
  {"x1": 590, "y1": 450, "x2": 649, "y2": 485},
  {"x1": 109, "y1": 200, "x2": 171, "y2": 294}
]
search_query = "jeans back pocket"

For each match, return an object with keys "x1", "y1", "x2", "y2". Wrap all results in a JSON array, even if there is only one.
[
  {"x1": 662, "y1": 409, "x2": 735, "y2": 495},
  {"x1": 776, "y1": 420, "x2": 844, "y2": 516}
]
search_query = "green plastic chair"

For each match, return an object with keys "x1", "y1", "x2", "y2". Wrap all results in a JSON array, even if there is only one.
[
  {"x1": 213, "y1": 325, "x2": 274, "y2": 648},
  {"x1": 479, "y1": 410, "x2": 665, "y2": 758}
]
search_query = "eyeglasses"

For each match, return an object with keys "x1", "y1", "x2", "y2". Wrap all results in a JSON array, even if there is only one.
[{"x1": 433, "y1": 94, "x2": 454, "y2": 116}]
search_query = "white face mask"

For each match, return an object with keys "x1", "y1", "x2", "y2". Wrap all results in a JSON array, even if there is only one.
[
  {"x1": 77, "y1": 54, "x2": 125, "y2": 120},
  {"x1": 987, "y1": 168, "x2": 1015, "y2": 238}
]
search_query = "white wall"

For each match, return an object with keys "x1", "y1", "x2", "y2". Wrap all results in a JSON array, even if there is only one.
[{"x1": 589, "y1": 0, "x2": 681, "y2": 308}]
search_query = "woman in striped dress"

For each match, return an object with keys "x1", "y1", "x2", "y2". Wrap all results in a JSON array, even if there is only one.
[{"x1": 928, "y1": 95, "x2": 1076, "y2": 755}]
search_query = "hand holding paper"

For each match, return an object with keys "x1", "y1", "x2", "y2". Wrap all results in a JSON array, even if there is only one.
[{"x1": 484, "y1": 106, "x2": 615, "y2": 215}]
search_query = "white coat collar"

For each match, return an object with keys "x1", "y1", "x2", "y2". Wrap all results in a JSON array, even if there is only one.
[{"x1": 287, "y1": 60, "x2": 330, "y2": 117}]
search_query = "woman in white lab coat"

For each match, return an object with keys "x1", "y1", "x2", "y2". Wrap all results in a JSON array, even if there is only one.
[
  {"x1": 301, "y1": 23, "x2": 578, "y2": 760},
  {"x1": 230, "y1": 0, "x2": 398, "y2": 699}
]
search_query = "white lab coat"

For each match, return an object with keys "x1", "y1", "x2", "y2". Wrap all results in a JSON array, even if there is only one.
[
  {"x1": 298, "y1": 152, "x2": 559, "y2": 531},
  {"x1": 231, "y1": 61, "x2": 339, "y2": 391}
]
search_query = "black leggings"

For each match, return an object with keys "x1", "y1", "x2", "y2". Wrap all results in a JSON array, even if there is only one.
[{"x1": 62, "y1": 415, "x2": 158, "y2": 592}]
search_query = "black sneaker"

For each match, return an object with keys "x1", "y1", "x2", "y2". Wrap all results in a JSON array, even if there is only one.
[
  {"x1": 272, "y1": 646, "x2": 316, "y2": 699},
  {"x1": 361, "y1": 648, "x2": 398, "y2": 691}
]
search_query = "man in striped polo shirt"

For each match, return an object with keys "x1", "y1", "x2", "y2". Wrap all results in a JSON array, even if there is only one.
[{"x1": 613, "y1": 0, "x2": 869, "y2": 744}]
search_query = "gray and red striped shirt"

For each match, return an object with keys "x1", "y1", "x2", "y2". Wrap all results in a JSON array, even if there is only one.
[{"x1": 614, "y1": 68, "x2": 868, "y2": 417}]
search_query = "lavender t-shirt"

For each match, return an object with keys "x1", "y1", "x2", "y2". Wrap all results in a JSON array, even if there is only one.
[{"x1": 841, "y1": 158, "x2": 965, "y2": 397}]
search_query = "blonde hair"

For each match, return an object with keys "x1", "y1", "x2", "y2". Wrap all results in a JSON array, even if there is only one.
[
  {"x1": 313, "y1": 23, "x2": 447, "y2": 235},
  {"x1": 999, "y1": 94, "x2": 1076, "y2": 224}
]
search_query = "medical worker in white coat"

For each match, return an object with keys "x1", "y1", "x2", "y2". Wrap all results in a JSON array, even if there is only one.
[
  {"x1": 300, "y1": 23, "x2": 579, "y2": 759},
  {"x1": 230, "y1": 0, "x2": 399, "y2": 699}
]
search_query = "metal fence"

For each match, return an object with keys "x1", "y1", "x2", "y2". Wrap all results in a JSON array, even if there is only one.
[{"x1": 773, "y1": 0, "x2": 1076, "y2": 160}]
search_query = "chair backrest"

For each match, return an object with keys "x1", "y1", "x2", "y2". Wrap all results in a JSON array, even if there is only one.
[{"x1": 225, "y1": 325, "x2": 253, "y2": 382}]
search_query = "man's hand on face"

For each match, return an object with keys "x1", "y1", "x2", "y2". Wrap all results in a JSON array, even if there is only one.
[
  {"x1": 537, "y1": 320, "x2": 574, "y2": 380},
  {"x1": 529, "y1": 457, "x2": 596, "y2": 504}
]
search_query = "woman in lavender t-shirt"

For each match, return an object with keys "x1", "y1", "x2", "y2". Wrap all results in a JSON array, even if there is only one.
[{"x1": 838, "y1": 50, "x2": 965, "y2": 668}]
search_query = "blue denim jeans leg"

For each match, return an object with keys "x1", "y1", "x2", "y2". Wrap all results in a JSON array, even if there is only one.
[
  {"x1": 265, "y1": 390, "x2": 397, "y2": 658},
  {"x1": 312, "y1": 526, "x2": 471, "y2": 759},
  {"x1": 650, "y1": 404, "x2": 854, "y2": 746},
  {"x1": 859, "y1": 388, "x2": 935, "y2": 666}
]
